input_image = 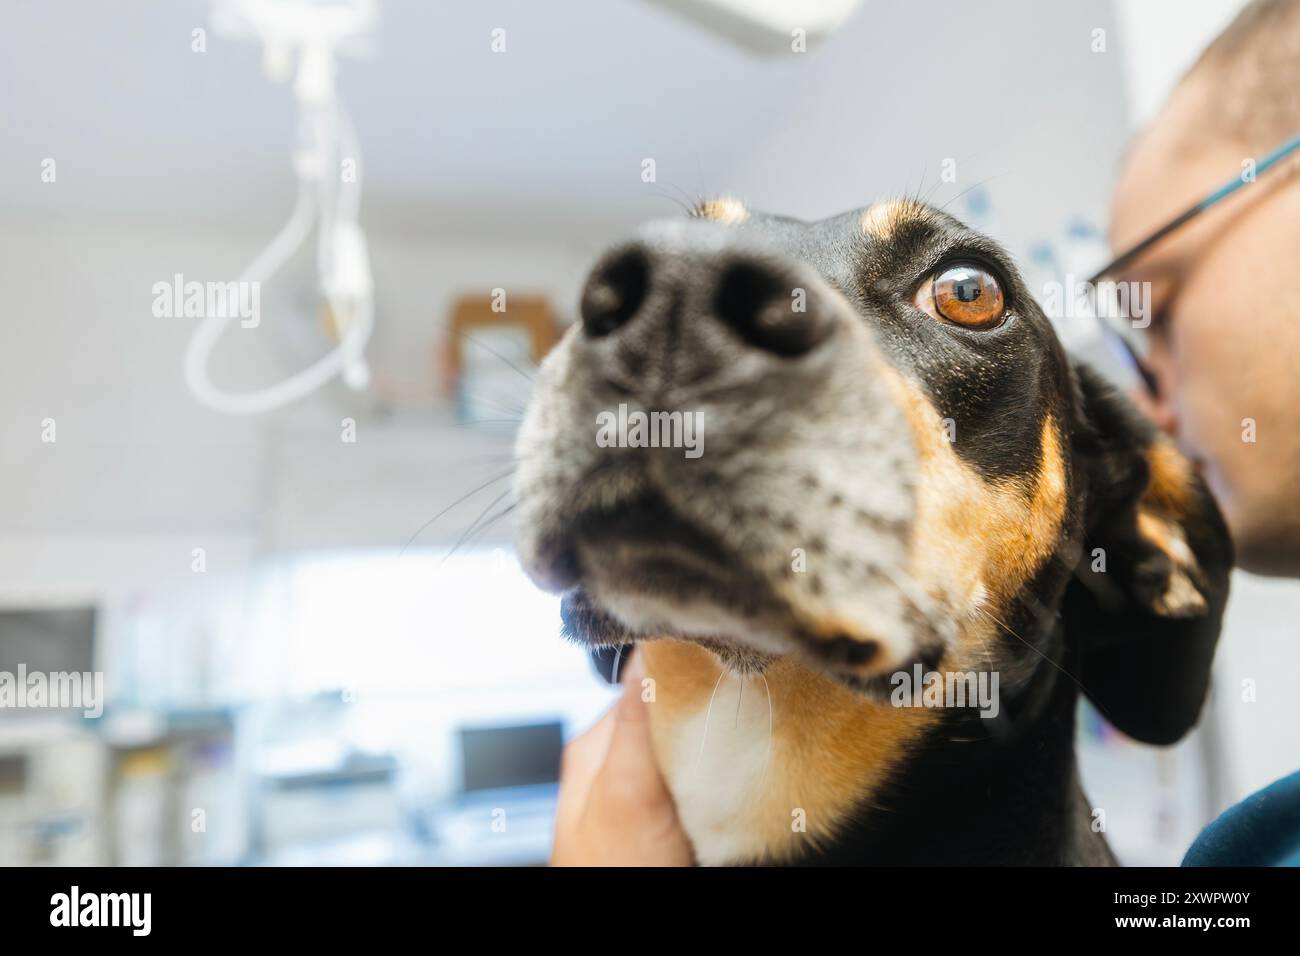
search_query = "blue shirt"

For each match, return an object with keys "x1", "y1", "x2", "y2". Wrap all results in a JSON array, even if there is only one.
[{"x1": 1184, "y1": 770, "x2": 1300, "y2": 866}]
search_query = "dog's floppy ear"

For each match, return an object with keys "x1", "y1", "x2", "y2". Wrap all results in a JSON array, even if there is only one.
[{"x1": 1062, "y1": 364, "x2": 1233, "y2": 745}]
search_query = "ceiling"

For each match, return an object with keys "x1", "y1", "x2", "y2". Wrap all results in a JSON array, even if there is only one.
[{"x1": 0, "y1": 0, "x2": 821, "y2": 241}]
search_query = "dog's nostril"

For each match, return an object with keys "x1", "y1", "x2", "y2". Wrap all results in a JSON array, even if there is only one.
[
  {"x1": 581, "y1": 247, "x2": 649, "y2": 337},
  {"x1": 713, "y1": 260, "x2": 830, "y2": 357}
]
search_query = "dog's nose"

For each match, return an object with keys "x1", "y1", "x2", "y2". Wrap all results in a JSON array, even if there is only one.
[
  {"x1": 579, "y1": 246, "x2": 651, "y2": 338},
  {"x1": 578, "y1": 230, "x2": 836, "y2": 393}
]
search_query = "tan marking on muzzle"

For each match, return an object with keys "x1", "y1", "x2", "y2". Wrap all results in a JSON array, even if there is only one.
[{"x1": 880, "y1": 367, "x2": 1069, "y2": 623}]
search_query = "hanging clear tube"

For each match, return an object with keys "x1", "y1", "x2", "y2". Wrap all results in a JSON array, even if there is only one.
[{"x1": 187, "y1": 0, "x2": 376, "y2": 414}]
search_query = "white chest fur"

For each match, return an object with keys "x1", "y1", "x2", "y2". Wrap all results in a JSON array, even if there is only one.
[{"x1": 654, "y1": 671, "x2": 779, "y2": 866}]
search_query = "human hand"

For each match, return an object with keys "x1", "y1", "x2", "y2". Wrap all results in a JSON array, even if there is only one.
[{"x1": 551, "y1": 653, "x2": 694, "y2": 866}]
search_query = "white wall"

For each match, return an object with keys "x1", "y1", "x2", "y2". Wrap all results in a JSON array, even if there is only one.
[
  {"x1": 721, "y1": 0, "x2": 1130, "y2": 261},
  {"x1": 1212, "y1": 572, "x2": 1300, "y2": 802}
]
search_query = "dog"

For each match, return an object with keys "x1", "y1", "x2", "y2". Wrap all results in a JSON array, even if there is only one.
[{"x1": 513, "y1": 197, "x2": 1232, "y2": 866}]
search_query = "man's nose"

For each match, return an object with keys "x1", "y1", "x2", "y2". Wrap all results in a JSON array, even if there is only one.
[{"x1": 575, "y1": 228, "x2": 837, "y2": 397}]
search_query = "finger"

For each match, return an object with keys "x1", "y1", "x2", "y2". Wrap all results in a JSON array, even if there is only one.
[
  {"x1": 553, "y1": 698, "x2": 619, "y2": 835},
  {"x1": 559, "y1": 646, "x2": 643, "y2": 803},
  {"x1": 590, "y1": 670, "x2": 672, "y2": 810}
]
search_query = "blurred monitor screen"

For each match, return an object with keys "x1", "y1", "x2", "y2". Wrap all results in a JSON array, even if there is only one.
[
  {"x1": 0, "y1": 607, "x2": 95, "y2": 674},
  {"x1": 459, "y1": 722, "x2": 563, "y2": 793}
]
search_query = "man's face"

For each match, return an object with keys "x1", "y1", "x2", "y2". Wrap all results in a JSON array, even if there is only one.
[{"x1": 1110, "y1": 75, "x2": 1300, "y2": 576}]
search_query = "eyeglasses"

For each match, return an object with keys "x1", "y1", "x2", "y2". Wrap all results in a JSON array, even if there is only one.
[{"x1": 1088, "y1": 131, "x2": 1300, "y2": 396}]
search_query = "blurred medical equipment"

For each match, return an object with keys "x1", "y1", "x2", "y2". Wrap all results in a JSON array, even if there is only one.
[
  {"x1": 185, "y1": 0, "x2": 378, "y2": 414},
  {"x1": 429, "y1": 722, "x2": 561, "y2": 866}
]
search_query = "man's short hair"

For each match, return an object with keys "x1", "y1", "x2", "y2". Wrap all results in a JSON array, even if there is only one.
[{"x1": 1187, "y1": 0, "x2": 1300, "y2": 148}]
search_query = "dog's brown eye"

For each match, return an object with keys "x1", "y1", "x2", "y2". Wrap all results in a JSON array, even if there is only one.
[{"x1": 915, "y1": 264, "x2": 1005, "y2": 328}]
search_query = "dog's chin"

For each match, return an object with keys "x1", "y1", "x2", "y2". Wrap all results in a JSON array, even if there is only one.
[
  {"x1": 546, "y1": 498, "x2": 949, "y2": 686},
  {"x1": 560, "y1": 579, "x2": 781, "y2": 674},
  {"x1": 570, "y1": 539, "x2": 787, "y2": 662},
  {"x1": 556, "y1": 493, "x2": 783, "y2": 647},
  {"x1": 551, "y1": 526, "x2": 781, "y2": 673},
  {"x1": 560, "y1": 569, "x2": 945, "y2": 690}
]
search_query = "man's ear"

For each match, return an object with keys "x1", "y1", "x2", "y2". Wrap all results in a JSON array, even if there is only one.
[{"x1": 1062, "y1": 364, "x2": 1233, "y2": 745}]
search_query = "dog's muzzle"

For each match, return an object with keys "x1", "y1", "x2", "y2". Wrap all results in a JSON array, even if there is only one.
[{"x1": 514, "y1": 220, "x2": 950, "y2": 680}]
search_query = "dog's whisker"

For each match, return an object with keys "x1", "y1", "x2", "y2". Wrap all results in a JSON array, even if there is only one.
[
  {"x1": 974, "y1": 603, "x2": 1115, "y2": 726},
  {"x1": 460, "y1": 390, "x2": 529, "y2": 419},
  {"x1": 460, "y1": 451, "x2": 535, "y2": 466},
  {"x1": 456, "y1": 376, "x2": 531, "y2": 414},
  {"x1": 660, "y1": 178, "x2": 702, "y2": 210},
  {"x1": 935, "y1": 173, "x2": 1007, "y2": 215},
  {"x1": 400, "y1": 469, "x2": 516, "y2": 556},
  {"x1": 920, "y1": 174, "x2": 946, "y2": 207},
  {"x1": 612, "y1": 643, "x2": 625, "y2": 686},
  {"x1": 647, "y1": 186, "x2": 695, "y2": 216},
  {"x1": 460, "y1": 331, "x2": 538, "y2": 384},
  {"x1": 692, "y1": 670, "x2": 729, "y2": 778},
  {"x1": 759, "y1": 671, "x2": 774, "y2": 780},
  {"x1": 440, "y1": 491, "x2": 516, "y2": 565}
]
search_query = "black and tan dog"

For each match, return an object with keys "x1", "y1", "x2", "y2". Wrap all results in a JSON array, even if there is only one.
[{"x1": 514, "y1": 197, "x2": 1232, "y2": 866}]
